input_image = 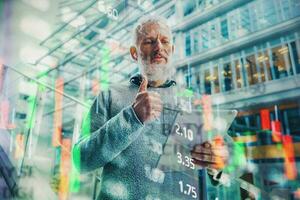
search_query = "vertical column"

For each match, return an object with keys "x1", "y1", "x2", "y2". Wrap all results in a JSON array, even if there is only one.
[
  {"x1": 230, "y1": 54, "x2": 237, "y2": 90},
  {"x1": 267, "y1": 42, "x2": 276, "y2": 79},
  {"x1": 241, "y1": 51, "x2": 249, "y2": 87},
  {"x1": 281, "y1": 37, "x2": 292, "y2": 76},
  {"x1": 254, "y1": 46, "x2": 262, "y2": 83},
  {"x1": 271, "y1": 105, "x2": 282, "y2": 142},
  {"x1": 190, "y1": 30, "x2": 194, "y2": 56},
  {"x1": 30, "y1": 86, "x2": 46, "y2": 158},
  {"x1": 287, "y1": 41, "x2": 297, "y2": 75},
  {"x1": 261, "y1": 47, "x2": 270, "y2": 82},
  {"x1": 209, "y1": 62, "x2": 215, "y2": 93},
  {"x1": 217, "y1": 59, "x2": 223, "y2": 92},
  {"x1": 199, "y1": 66, "x2": 205, "y2": 94},
  {"x1": 239, "y1": 58, "x2": 245, "y2": 88},
  {"x1": 218, "y1": 58, "x2": 224, "y2": 92}
]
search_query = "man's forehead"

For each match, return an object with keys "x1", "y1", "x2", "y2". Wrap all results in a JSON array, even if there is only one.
[{"x1": 138, "y1": 22, "x2": 171, "y2": 38}]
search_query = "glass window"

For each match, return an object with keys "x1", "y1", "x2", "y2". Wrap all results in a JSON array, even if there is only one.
[
  {"x1": 256, "y1": 53, "x2": 266, "y2": 82},
  {"x1": 210, "y1": 23, "x2": 218, "y2": 48},
  {"x1": 271, "y1": 45, "x2": 289, "y2": 79},
  {"x1": 228, "y1": 12, "x2": 239, "y2": 39},
  {"x1": 183, "y1": 1, "x2": 196, "y2": 16},
  {"x1": 290, "y1": 41, "x2": 300, "y2": 74},
  {"x1": 239, "y1": 6, "x2": 251, "y2": 35},
  {"x1": 255, "y1": 1, "x2": 267, "y2": 29},
  {"x1": 212, "y1": 66, "x2": 220, "y2": 93},
  {"x1": 257, "y1": 50, "x2": 273, "y2": 81},
  {"x1": 204, "y1": 69, "x2": 211, "y2": 94},
  {"x1": 184, "y1": 69, "x2": 190, "y2": 87},
  {"x1": 240, "y1": 58, "x2": 249, "y2": 87},
  {"x1": 190, "y1": 68, "x2": 201, "y2": 94},
  {"x1": 245, "y1": 54, "x2": 258, "y2": 85},
  {"x1": 198, "y1": 0, "x2": 205, "y2": 11},
  {"x1": 201, "y1": 27, "x2": 209, "y2": 49},
  {"x1": 192, "y1": 30, "x2": 199, "y2": 54},
  {"x1": 261, "y1": 0, "x2": 278, "y2": 27},
  {"x1": 286, "y1": 107, "x2": 300, "y2": 136},
  {"x1": 194, "y1": 72, "x2": 201, "y2": 93},
  {"x1": 234, "y1": 59, "x2": 243, "y2": 88},
  {"x1": 249, "y1": 2, "x2": 260, "y2": 31},
  {"x1": 220, "y1": 19, "x2": 229, "y2": 41},
  {"x1": 285, "y1": 44, "x2": 294, "y2": 76},
  {"x1": 291, "y1": 0, "x2": 300, "y2": 17},
  {"x1": 205, "y1": 0, "x2": 215, "y2": 9},
  {"x1": 279, "y1": 0, "x2": 291, "y2": 20},
  {"x1": 185, "y1": 32, "x2": 191, "y2": 56},
  {"x1": 222, "y1": 63, "x2": 233, "y2": 91}
]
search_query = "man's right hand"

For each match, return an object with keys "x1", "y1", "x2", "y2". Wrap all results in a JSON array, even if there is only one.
[{"x1": 132, "y1": 76, "x2": 162, "y2": 123}]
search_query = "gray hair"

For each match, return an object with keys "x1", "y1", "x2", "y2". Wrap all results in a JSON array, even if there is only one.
[{"x1": 132, "y1": 15, "x2": 173, "y2": 46}]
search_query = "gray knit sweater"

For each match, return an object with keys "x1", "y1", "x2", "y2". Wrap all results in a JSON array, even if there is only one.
[{"x1": 73, "y1": 75, "x2": 236, "y2": 200}]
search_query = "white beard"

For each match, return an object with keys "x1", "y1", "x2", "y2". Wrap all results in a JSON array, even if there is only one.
[{"x1": 138, "y1": 56, "x2": 175, "y2": 82}]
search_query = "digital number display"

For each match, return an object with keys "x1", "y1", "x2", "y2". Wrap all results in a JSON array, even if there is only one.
[
  {"x1": 178, "y1": 180, "x2": 198, "y2": 199},
  {"x1": 175, "y1": 123, "x2": 194, "y2": 141},
  {"x1": 176, "y1": 152, "x2": 195, "y2": 170}
]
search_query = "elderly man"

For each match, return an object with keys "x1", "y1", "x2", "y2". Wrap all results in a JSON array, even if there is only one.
[{"x1": 73, "y1": 15, "x2": 230, "y2": 200}]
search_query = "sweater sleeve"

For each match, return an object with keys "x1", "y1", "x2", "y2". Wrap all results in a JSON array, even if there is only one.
[{"x1": 72, "y1": 91, "x2": 144, "y2": 172}]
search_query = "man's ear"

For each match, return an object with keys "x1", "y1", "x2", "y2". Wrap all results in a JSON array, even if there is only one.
[
  {"x1": 172, "y1": 45, "x2": 175, "y2": 53},
  {"x1": 130, "y1": 46, "x2": 138, "y2": 61}
]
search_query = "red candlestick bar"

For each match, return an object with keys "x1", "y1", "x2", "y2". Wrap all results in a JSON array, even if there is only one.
[
  {"x1": 282, "y1": 135, "x2": 297, "y2": 180},
  {"x1": 260, "y1": 109, "x2": 271, "y2": 130},
  {"x1": 52, "y1": 78, "x2": 64, "y2": 147},
  {"x1": 92, "y1": 79, "x2": 100, "y2": 96},
  {"x1": 59, "y1": 138, "x2": 72, "y2": 200},
  {"x1": 15, "y1": 134, "x2": 24, "y2": 159},
  {"x1": 202, "y1": 95, "x2": 212, "y2": 131},
  {"x1": 0, "y1": 100, "x2": 9, "y2": 128}
]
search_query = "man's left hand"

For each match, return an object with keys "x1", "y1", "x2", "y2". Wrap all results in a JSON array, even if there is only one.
[{"x1": 191, "y1": 138, "x2": 229, "y2": 170}]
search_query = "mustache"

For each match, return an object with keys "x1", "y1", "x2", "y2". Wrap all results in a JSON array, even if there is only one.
[{"x1": 151, "y1": 51, "x2": 167, "y2": 60}]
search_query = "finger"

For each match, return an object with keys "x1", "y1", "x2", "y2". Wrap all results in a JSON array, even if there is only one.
[
  {"x1": 193, "y1": 160, "x2": 214, "y2": 168},
  {"x1": 193, "y1": 145, "x2": 212, "y2": 154},
  {"x1": 151, "y1": 104, "x2": 162, "y2": 112},
  {"x1": 149, "y1": 96, "x2": 162, "y2": 105},
  {"x1": 192, "y1": 153, "x2": 226, "y2": 170},
  {"x1": 150, "y1": 110, "x2": 162, "y2": 119},
  {"x1": 191, "y1": 152, "x2": 214, "y2": 163},
  {"x1": 148, "y1": 91, "x2": 161, "y2": 98},
  {"x1": 202, "y1": 141, "x2": 212, "y2": 148},
  {"x1": 194, "y1": 161, "x2": 224, "y2": 170},
  {"x1": 138, "y1": 76, "x2": 148, "y2": 93},
  {"x1": 191, "y1": 151, "x2": 226, "y2": 162},
  {"x1": 213, "y1": 148, "x2": 229, "y2": 157},
  {"x1": 192, "y1": 147, "x2": 228, "y2": 158}
]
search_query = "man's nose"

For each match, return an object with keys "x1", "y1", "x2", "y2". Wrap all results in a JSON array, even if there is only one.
[{"x1": 153, "y1": 39, "x2": 163, "y2": 51}]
